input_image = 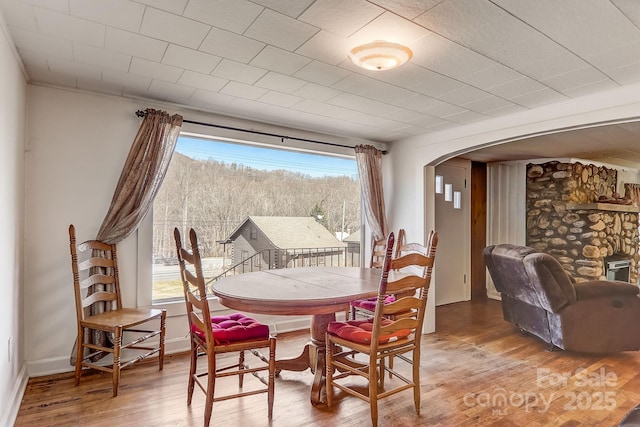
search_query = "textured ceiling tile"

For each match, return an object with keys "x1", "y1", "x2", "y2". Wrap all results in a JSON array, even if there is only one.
[
  {"x1": 245, "y1": 9, "x2": 318, "y2": 51},
  {"x1": 25, "y1": 65, "x2": 76, "y2": 86},
  {"x1": 586, "y1": 40, "x2": 640, "y2": 72},
  {"x1": 147, "y1": 79, "x2": 196, "y2": 103},
  {"x1": 605, "y1": 61, "x2": 640, "y2": 85},
  {"x1": 129, "y1": 57, "x2": 184, "y2": 82},
  {"x1": 34, "y1": 7, "x2": 105, "y2": 47},
  {"x1": 69, "y1": 0, "x2": 144, "y2": 32},
  {"x1": 541, "y1": 67, "x2": 612, "y2": 93},
  {"x1": 161, "y1": 45, "x2": 220, "y2": 74},
  {"x1": 299, "y1": 0, "x2": 383, "y2": 37},
  {"x1": 212, "y1": 59, "x2": 267, "y2": 85},
  {"x1": 250, "y1": 46, "x2": 312, "y2": 75},
  {"x1": 47, "y1": 56, "x2": 102, "y2": 80},
  {"x1": 494, "y1": 0, "x2": 640, "y2": 57},
  {"x1": 105, "y1": 27, "x2": 168, "y2": 62},
  {"x1": 295, "y1": 31, "x2": 351, "y2": 65},
  {"x1": 199, "y1": 27, "x2": 265, "y2": 63},
  {"x1": 140, "y1": 7, "x2": 209, "y2": 49},
  {"x1": 377, "y1": 63, "x2": 466, "y2": 97},
  {"x1": 348, "y1": 11, "x2": 428, "y2": 46},
  {"x1": 220, "y1": 81, "x2": 269, "y2": 100},
  {"x1": 461, "y1": 95, "x2": 515, "y2": 114},
  {"x1": 132, "y1": 0, "x2": 187, "y2": 15},
  {"x1": 485, "y1": 76, "x2": 549, "y2": 100},
  {"x1": 509, "y1": 87, "x2": 568, "y2": 108},
  {"x1": 291, "y1": 83, "x2": 342, "y2": 102},
  {"x1": 369, "y1": 0, "x2": 442, "y2": 20},
  {"x1": 9, "y1": 25, "x2": 73, "y2": 59},
  {"x1": 76, "y1": 76, "x2": 125, "y2": 95},
  {"x1": 331, "y1": 74, "x2": 416, "y2": 104},
  {"x1": 293, "y1": 61, "x2": 350, "y2": 86},
  {"x1": 462, "y1": 64, "x2": 524, "y2": 90},
  {"x1": 16, "y1": 48, "x2": 48, "y2": 69},
  {"x1": 249, "y1": 0, "x2": 315, "y2": 18},
  {"x1": 327, "y1": 93, "x2": 401, "y2": 116},
  {"x1": 177, "y1": 70, "x2": 228, "y2": 92},
  {"x1": 254, "y1": 72, "x2": 307, "y2": 93},
  {"x1": 102, "y1": 68, "x2": 152, "y2": 91},
  {"x1": 16, "y1": 0, "x2": 69, "y2": 13},
  {"x1": 73, "y1": 42, "x2": 131, "y2": 72},
  {"x1": 258, "y1": 91, "x2": 303, "y2": 107},
  {"x1": 183, "y1": 0, "x2": 263, "y2": 34},
  {"x1": 1, "y1": 1, "x2": 38, "y2": 31},
  {"x1": 438, "y1": 85, "x2": 491, "y2": 105}
]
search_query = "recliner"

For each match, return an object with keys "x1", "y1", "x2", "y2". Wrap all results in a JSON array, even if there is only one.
[{"x1": 484, "y1": 244, "x2": 640, "y2": 353}]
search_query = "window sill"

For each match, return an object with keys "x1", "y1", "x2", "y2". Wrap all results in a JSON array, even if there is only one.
[{"x1": 144, "y1": 296, "x2": 228, "y2": 317}]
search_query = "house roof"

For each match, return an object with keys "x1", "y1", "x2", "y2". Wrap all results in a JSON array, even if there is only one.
[
  {"x1": 229, "y1": 216, "x2": 346, "y2": 249},
  {"x1": 343, "y1": 229, "x2": 361, "y2": 243}
]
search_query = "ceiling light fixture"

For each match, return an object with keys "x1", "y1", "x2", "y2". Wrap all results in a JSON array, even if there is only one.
[{"x1": 348, "y1": 41, "x2": 413, "y2": 71}]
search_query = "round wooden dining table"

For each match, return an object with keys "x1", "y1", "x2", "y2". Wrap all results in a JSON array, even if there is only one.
[{"x1": 211, "y1": 266, "x2": 382, "y2": 405}]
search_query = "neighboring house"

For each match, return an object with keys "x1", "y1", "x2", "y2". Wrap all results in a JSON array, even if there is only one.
[
  {"x1": 225, "y1": 216, "x2": 347, "y2": 270},
  {"x1": 343, "y1": 229, "x2": 362, "y2": 267}
]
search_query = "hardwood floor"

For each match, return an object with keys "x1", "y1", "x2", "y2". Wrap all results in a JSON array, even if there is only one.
[{"x1": 15, "y1": 300, "x2": 640, "y2": 426}]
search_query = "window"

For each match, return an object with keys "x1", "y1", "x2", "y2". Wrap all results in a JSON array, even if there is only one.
[{"x1": 151, "y1": 134, "x2": 361, "y2": 302}]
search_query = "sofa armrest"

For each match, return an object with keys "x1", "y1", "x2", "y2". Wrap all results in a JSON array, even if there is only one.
[{"x1": 574, "y1": 280, "x2": 639, "y2": 301}]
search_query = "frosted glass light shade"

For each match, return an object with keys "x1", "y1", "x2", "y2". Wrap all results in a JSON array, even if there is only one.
[{"x1": 348, "y1": 41, "x2": 413, "y2": 71}]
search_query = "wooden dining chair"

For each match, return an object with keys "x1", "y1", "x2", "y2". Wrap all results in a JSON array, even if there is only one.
[
  {"x1": 69, "y1": 224, "x2": 166, "y2": 397},
  {"x1": 349, "y1": 233, "x2": 393, "y2": 320},
  {"x1": 174, "y1": 228, "x2": 276, "y2": 427},
  {"x1": 326, "y1": 230, "x2": 438, "y2": 427}
]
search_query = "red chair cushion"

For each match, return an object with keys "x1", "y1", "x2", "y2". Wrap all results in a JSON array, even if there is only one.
[
  {"x1": 191, "y1": 313, "x2": 269, "y2": 344},
  {"x1": 349, "y1": 295, "x2": 396, "y2": 312},
  {"x1": 327, "y1": 318, "x2": 411, "y2": 345}
]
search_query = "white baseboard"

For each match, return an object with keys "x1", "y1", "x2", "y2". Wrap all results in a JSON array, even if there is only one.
[
  {"x1": 1, "y1": 363, "x2": 28, "y2": 427},
  {"x1": 487, "y1": 290, "x2": 501, "y2": 300},
  {"x1": 25, "y1": 318, "x2": 313, "y2": 377}
]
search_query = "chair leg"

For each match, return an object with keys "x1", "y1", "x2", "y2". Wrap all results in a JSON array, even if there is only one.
[
  {"x1": 74, "y1": 327, "x2": 84, "y2": 386},
  {"x1": 159, "y1": 311, "x2": 166, "y2": 371},
  {"x1": 413, "y1": 349, "x2": 420, "y2": 415},
  {"x1": 204, "y1": 351, "x2": 216, "y2": 427},
  {"x1": 187, "y1": 340, "x2": 198, "y2": 406},
  {"x1": 239, "y1": 350, "x2": 245, "y2": 388},
  {"x1": 325, "y1": 335, "x2": 334, "y2": 408},
  {"x1": 268, "y1": 338, "x2": 276, "y2": 419},
  {"x1": 112, "y1": 326, "x2": 123, "y2": 397},
  {"x1": 369, "y1": 356, "x2": 379, "y2": 427}
]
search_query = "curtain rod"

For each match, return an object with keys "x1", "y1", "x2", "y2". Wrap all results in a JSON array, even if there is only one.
[{"x1": 135, "y1": 110, "x2": 386, "y2": 154}]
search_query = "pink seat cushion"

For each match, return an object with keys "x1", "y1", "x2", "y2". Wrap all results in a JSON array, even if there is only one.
[
  {"x1": 328, "y1": 319, "x2": 411, "y2": 345},
  {"x1": 349, "y1": 295, "x2": 396, "y2": 312},
  {"x1": 191, "y1": 313, "x2": 269, "y2": 344}
]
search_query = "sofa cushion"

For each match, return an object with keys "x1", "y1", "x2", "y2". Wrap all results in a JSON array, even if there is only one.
[
  {"x1": 191, "y1": 313, "x2": 269, "y2": 344},
  {"x1": 523, "y1": 252, "x2": 577, "y2": 312},
  {"x1": 574, "y1": 280, "x2": 640, "y2": 300}
]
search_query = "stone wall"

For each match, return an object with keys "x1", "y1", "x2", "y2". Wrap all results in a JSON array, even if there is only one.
[{"x1": 526, "y1": 161, "x2": 639, "y2": 283}]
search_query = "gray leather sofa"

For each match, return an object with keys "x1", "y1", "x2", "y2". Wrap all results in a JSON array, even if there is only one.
[{"x1": 484, "y1": 244, "x2": 640, "y2": 353}]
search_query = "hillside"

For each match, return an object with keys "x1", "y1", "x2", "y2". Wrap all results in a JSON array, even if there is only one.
[{"x1": 153, "y1": 152, "x2": 361, "y2": 258}]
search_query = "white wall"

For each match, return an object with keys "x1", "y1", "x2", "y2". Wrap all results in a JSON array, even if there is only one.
[
  {"x1": 387, "y1": 81, "x2": 640, "y2": 333},
  {"x1": 23, "y1": 85, "x2": 380, "y2": 377},
  {"x1": 0, "y1": 18, "x2": 27, "y2": 426}
]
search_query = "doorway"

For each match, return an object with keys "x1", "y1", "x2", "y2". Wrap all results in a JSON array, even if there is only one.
[{"x1": 434, "y1": 159, "x2": 471, "y2": 305}]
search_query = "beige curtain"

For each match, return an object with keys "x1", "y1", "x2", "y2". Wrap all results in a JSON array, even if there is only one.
[
  {"x1": 355, "y1": 145, "x2": 388, "y2": 241},
  {"x1": 71, "y1": 108, "x2": 182, "y2": 365},
  {"x1": 97, "y1": 108, "x2": 183, "y2": 244}
]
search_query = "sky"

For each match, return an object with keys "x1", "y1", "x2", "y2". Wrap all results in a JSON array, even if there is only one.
[{"x1": 176, "y1": 136, "x2": 359, "y2": 178}]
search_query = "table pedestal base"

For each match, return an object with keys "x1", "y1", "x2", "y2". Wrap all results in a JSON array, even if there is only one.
[{"x1": 274, "y1": 312, "x2": 335, "y2": 405}]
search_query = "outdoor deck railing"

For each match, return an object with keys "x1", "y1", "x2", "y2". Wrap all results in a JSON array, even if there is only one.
[{"x1": 207, "y1": 246, "x2": 361, "y2": 286}]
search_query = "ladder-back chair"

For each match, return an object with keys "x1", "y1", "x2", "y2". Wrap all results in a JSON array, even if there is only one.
[
  {"x1": 326, "y1": 230, "x2": 438, "y2": 426},
  {"x1": 174, "y1": 228, "x2": 276, "y2": 427},
  {"x1": 69, "y1": 224, "x2": 166, "y2": 397}
]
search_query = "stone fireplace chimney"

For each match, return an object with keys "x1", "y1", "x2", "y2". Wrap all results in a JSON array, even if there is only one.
[{"x1": 526, "y1": 161, "x2": 639, "y2": 284}]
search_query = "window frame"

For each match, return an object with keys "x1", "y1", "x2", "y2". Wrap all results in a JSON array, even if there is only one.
[{"x1": 137, "y1": 126, "x2": 366, "y2": 312}]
